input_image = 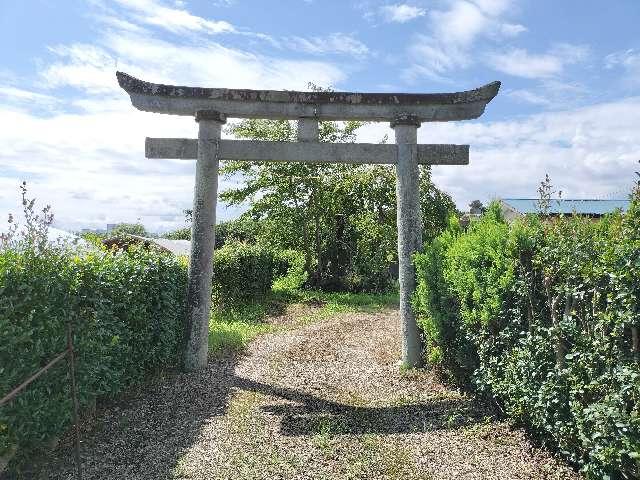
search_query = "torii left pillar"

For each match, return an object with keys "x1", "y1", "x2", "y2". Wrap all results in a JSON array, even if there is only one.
[{"x1": 184, "y1": 110, "x2": 225, "y2": 371}]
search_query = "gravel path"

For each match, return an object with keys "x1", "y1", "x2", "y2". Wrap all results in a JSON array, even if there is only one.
[{"x1": 33, "y1": 305, "x2": 580, "y2": 480}]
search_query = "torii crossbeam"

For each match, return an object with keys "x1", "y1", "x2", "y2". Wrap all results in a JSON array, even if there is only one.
[{"x1": 117, "y1": 72, "x2": 500, "y2": 371}]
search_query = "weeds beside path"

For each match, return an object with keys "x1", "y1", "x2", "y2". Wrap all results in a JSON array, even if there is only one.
[{"x1": 32, "y1": 293, "x2": 580, "y2": 480}]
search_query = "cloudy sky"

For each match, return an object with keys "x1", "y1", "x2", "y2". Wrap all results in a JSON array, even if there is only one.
[{"x1": 1, "y1": 0, "x2": 639, "y2": 232}]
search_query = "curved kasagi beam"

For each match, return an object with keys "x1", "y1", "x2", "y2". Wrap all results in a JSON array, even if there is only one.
[{"x1": 116, "y1": 72, "x2": 500, "y2": 122}]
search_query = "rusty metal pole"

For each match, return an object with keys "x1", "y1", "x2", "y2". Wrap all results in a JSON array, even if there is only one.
[{"x1": 66, "y1": 322, "x2": 82, "y2": 480}]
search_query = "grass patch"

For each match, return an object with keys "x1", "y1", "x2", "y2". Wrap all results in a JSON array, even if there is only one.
[
  {"x1": 299, "y1": 290, "x2": 399, "y2": 313},
  {"x1": 208, "y1": 299, "x2": 278, "y2": 355},
  {"x1": 208, "y1": 289, "x2": 399, "y2": 355}
]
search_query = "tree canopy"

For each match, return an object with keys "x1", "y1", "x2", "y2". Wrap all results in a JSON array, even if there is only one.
[{"x1": 219, "y1": 118, "x2": 456, "y2": 291}]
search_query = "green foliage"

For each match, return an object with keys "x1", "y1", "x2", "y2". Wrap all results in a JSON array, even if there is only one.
[
  {"x1": 220, "y1": 118, "x2": 456, "y2": 292},
  {"x1": 210, "y1": 241, "x2": 307, "y2": 304},
  {"x1": 110, "y1": 222, "x2": 147, "y2": 237},
  {"x1": 162, "y1": 215, "x2": 261, "y2": 246},
  {"x1": 209, "y1": 300, "x2": 275, "y2": 355},
  {"x1": 0, "y1": 182, "x2": 54, "y2": 252},
  {"x1": 212, "y1": 242, "x2": 277, "y2": 304},
  {"x1": 272, "y1": 249, "x2": 308, "y2": 294},
  {"x1": 415, "y1": 196, "x2": 640, "y2": 478},
  {"x1": 298, "y1": 290, "x2": 400, "y2": 314},
  {"x1": 0, "y1": 246, "x2": 187, "y2": 459},
  {"x1": 162, "y1": 226, "x2": 190, "y2": 240},
  {"x1": 215, "y1": 215, "x2": 261, "y2": 248},
  {"x1": 79, "y1": 231, "x2": 107, "y2": 247},
  {"x1": 413, "y1": 216, "x2": 469, "y2": 378}
]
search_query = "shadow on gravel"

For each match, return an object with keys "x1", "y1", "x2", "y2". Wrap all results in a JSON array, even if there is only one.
[
  {"x1": 235, "y1": 376, "x2": 485, "y2": 435},
  {"x1": 25, "y1": 365, "x2": 481, "y2": 479},
  {"x1": 21, "y1": 356, "x2": 239, "y2": 480},
  {"x1": 22, "y1": 355, "x2": 485, "y2": 480}
]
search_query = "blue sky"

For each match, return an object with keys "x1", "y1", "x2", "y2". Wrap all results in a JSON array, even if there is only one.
[{"x1": 1, "y1": 0, "x2": 639, "y2": 232}]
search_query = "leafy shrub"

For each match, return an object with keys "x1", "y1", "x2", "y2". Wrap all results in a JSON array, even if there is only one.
[
  {"x1": 272, "y1": 249, "x2": 308, "y2": 294},
  {"x1": 162, "y1": 216, "x2": 261, "y2": 246},
  {"x1": 215, "y1": 216, "x2": 261, "y2": 248},
  {"x1": 162, "y1": 227, "x2": 190, "y2": 240},
  {"x1": 212, "y1": 242, "x2": 276, "y2": 303},
  {"x1": 0, "y1": 246, "x2": 187, "y2": 459},
  {"x1": 415, "y1": 198, "x2": 640, "y2": 478},
  {"x1": 344, "y1": 212, "x2": 398, "y2": 292},
  {"x1": 109, "y1": 222, "x2": 147, "y2": 237}
]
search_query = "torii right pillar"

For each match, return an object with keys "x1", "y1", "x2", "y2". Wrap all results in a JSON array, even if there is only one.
[{"x1": 393, "y1": 114, "x2": 423, "y2": 368}]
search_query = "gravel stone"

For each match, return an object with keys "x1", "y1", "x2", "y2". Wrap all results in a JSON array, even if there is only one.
[{"x1": 29, "y1": 305, "x2": 581, "y2": 480}]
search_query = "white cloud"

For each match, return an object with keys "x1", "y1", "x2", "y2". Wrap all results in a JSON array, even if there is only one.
[
  {"x1": 38, "y1": 28, "x2": 347, "y2": 100},
  {"x1": 432, "y1": 1, "x2": 489, "y2": 46},
  {"x1": 380, "y1": 4, "x2": 426, "y2": 23},
  {"x1": 406, "y1": 0, "x2": 525, "y2": 79},
  {"x1": 113, "y1": 0, "x2": 235, "y2": 35},
  {"x1": 487, "y1": 48, "x2": 562, "y2": 78},
  {"x1": 40, "y1": 44, "x2": 118, "y2": 94},
  {"x1": 286, "y1": 33, "x2": 370, "y2": 57},
  {"x1": 506, "y1": 89, "x2": 552, "y2": 106},
  {"x1": 470, "y1": 0, "x2": 512, "y2": 16},
  {"x1": 605, "y1": 49, "x2": 640, "y2": 69},
  {"x1": 605, "y1": 48, "x2": 640, "y2": 86},
  {"x1": 499, "y1": 23, "x2": 527, "y2": 36},
  {"x1": 417, "y1": 97, "x2": 640, "y2": 207},
  {"x1": 352, "y1": 96, "x2": 639, "y2": 210},
  {"x1": 0, "y1": 86, "x2": 59, "y2": 105},
  {"x1": 552, "y1": 43, "x2": 590, "y2": 62},
  {"x1": 0, "y1": 1, "x2": 349, "y2": 232},
  {"x1": 0, "y1": 101, "x2": 246, "y2": 232},
  {"x1": 407, "y1": 36, "x2": 470, "y2": 80},
  {"x1": 487, "y1": 44, "x2": 588, "y2": 79}
]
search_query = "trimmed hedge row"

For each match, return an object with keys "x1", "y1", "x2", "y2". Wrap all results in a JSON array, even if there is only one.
[
  {"x1": 1, "y1": 240, "x2": 305, "y2": 460},
  {"x1": 212, "y1": 242, "x2": 306, "y2": 302},
  {"x1": 414, "y1": 200, "x2": 640, "y2": 478},
  {"x1": 212, "y1": 242, "x2": 277, "y2": 302},
  {"x1": 0, "y1": 246, "x2": 187, "y2": 458}
]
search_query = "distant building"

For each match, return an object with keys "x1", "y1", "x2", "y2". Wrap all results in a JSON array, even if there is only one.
[
  {"x1": 106, "y1": 223, "x2": 117, "y2": 233},
  {"x1": 498, "y1": 198, "x2": 631, "y2": 222}
]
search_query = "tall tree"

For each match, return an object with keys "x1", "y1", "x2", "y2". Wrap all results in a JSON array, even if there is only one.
[{"x1": 220, "y1": 118, "x2": 456, "y2": 291}]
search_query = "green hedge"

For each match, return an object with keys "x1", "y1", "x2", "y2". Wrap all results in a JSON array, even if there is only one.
[
  {"x1": 212, "y1": 242, "x2": 276, "y2": 303},
  {"x1": 1, "y1": 237, "x2": 303, "y2": 462},
  {"x1": 212, "y1": 241, "x2": 307, "y2": 302},
  {"x1": 414, "y1": 200, "x2": 640, "y2": 478},
  {"x1": 0, "y1": 246, "x2": 187, "y2": 458}
]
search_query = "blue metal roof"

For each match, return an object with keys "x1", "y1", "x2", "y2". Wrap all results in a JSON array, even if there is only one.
[{"x1": 501, "y1": 198, "x2": 631, "y2": 215}]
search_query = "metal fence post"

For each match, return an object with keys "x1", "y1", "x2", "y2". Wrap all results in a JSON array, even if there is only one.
[{"x1": 66, "y1": 322, "x2": 82, "y2": 480}]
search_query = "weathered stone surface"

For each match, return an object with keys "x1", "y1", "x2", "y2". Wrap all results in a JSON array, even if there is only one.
[
  {"x1": 183, "y1": 112, "x2": 224, "y2": 371},
  {"x1": 195, "y1": 110, "x2": 227, "y2": 123},
  {"x1": 297, "y1": 118, "x2": 319, "y2": 142},
  {"x1": 145, "y1": 138, "x2": 469, "y2": 165},
  {"x1": 117, "y1": 72, "x2": 500, "y2": 122},
  {"x1": 390, "y1": 113, "x2": 421, "y2": 128},
  {"x1": 394, "y1": 122, "x2": 423, "y2": 368}
]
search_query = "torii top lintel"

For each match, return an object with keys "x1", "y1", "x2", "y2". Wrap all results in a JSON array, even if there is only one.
[{"x1": 116, "y1": 72, "x2": 500, "y2": 122}]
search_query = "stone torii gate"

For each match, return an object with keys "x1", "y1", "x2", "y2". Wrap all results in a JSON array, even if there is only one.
[{"x1": 117, "y1": 72, "x2": 500, "y2": 371}]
